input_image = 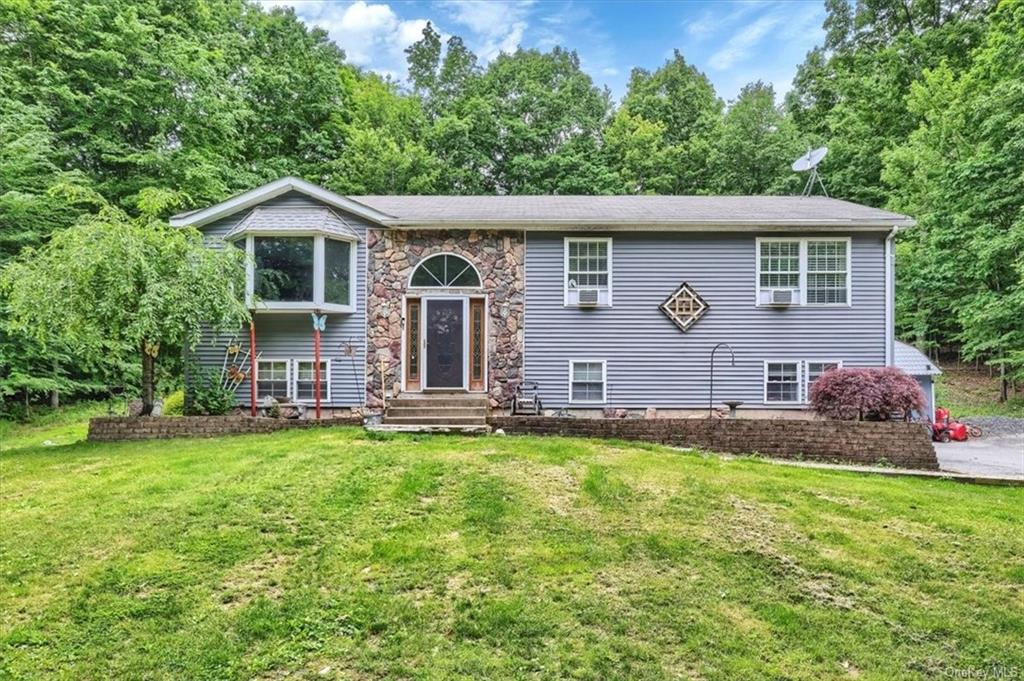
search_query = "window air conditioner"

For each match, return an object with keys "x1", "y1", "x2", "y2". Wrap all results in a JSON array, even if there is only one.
[{"x1": 577, "y1": 288, "x2": 600, "y2": 306}]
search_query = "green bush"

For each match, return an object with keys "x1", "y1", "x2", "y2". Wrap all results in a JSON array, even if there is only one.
[
  {"x1": 186, "y1": 370, "x2": 235, "y2": 416},
  {"x1": 162, "y1": 390, "x2": 184, "y2": 416}
]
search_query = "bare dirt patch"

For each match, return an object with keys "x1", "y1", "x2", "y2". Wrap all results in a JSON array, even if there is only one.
[{"x1": 218, "y1": 552, "x2": 295, "y2": 610}]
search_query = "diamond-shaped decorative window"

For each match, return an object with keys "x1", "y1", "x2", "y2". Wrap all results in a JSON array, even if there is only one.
[{"x1": 660, "y1": 283, "x2": 709, "y2": 332}]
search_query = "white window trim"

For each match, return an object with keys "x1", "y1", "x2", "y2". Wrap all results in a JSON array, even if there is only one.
[
  {"x1": 763, "y1": 360, "x2": 803, "y2": 405},
  {"x1": 564, "y1": 237, "x2": 613, "y2": 307},
  {"x1": 568, "y1": 359, "x2": 607, "y2": 404},
  {"x1": 239, "y1": 232, "x2": 357, "y2": 313},
  {"x1": 256, "y1": 358, "x2": 292, "y2": 401},
  {"x1": 292, "y1": 358, "x2": 332, "y2": 404},
  {"x1": 803, "y1": 359, "x2": 843, "y2": 404},
  {"x1": 755, "y1": 236, "x2": 852, "y2": 308}
]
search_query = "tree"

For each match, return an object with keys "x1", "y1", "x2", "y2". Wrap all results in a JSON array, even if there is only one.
[
  {"x1": 883, "y1": 0, "x2": 1024, "y2": 394},
  {"x1": 710, "y1": 82, "x2": 804, "y2": 195},
  {"x1": 425, "y1": 46, "x2": 618, "y2": 194},
  {"x1": 1, "y1": 201, "x2": 249, "y2": 415},
  {"x1": 609, "y1": 52, "x2": 723, "y2": 194}
]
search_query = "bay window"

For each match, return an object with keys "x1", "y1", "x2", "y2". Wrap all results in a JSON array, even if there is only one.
[{"x1": 242, "y1": 234, "x2": 356, "y2": 312}]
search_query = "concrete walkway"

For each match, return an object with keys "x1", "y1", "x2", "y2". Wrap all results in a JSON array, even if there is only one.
[{"x1": 935, "y1": 434, "x2": 1024, "y2": 480}]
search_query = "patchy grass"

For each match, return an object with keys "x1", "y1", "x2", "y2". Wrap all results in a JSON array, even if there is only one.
[
  {"x1": 935, "y1": 365, "x2": 1024, "y2": 418},
  {"x1": 1, "y1": 418, "x2": 1022, "y2": 679}
]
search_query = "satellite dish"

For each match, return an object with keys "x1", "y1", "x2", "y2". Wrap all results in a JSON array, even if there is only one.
[{"x1": 791, "y1": 146, "x2": 829, "y2": 196}]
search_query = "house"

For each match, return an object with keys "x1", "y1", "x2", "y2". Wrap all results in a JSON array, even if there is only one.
[{"x1": 171, "y1": 176, "x2": 916, "y2": 421}]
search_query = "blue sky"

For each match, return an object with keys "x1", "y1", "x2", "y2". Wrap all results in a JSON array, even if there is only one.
[{"x1": 261, "y1": 1, "x2": 827, "y2": 103}]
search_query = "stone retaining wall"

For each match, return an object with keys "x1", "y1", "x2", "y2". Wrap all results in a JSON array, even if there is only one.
[
  {"x1": 489, "y1": 417, "x2": 939, "y2": 470},
  {"x1": 87, "y1": 416, "x2": 362, "y2": 442}
]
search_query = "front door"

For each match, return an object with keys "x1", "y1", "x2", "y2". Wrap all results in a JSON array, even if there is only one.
[{"x1": 425, "y1": 299, "x2": 464, "y2": 389}]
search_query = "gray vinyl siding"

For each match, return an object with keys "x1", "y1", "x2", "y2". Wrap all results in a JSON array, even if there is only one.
[
  {"x1": 524, "y1": 231, "x2": 888, "y2": 409},
  {"x1": 191, "y1": 191, "x2": 367, "y2": 407}
]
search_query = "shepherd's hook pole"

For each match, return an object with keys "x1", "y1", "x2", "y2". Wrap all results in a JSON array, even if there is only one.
[{"x1": 709, "y1": 343, "x2": 736, "y2": 418}]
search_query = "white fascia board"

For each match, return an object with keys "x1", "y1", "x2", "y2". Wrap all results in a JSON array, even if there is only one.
[
  {"x1": 169, "y1": 176, "x2": 394, "y2": 228},
  {"x1": 382, "y1": 220, "x2": 916, "y2": 231}
]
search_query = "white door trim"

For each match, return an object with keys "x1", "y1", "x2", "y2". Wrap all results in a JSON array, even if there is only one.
[{"x1": 422, "y1": 295, "x2": 469, "y2": 391}]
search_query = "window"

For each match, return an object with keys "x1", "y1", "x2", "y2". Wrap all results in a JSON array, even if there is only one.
[
  {"x1": 257, "y1": 360, "x2": 290, "y2": 400},
  {"x1": 759, "y1": 240, "x2": 800, "y2": 290},
  {"x1": 243, "y1": 234, "x2": 356, "y2": 312},
  {"x1": 806, "y1": 240, "x2": 848, "y2": 304},
  {"x1": 294, "y1": 360, "x2": 330, "y2": 401},
  {"x1": 410, "y1": 254, "x2": 480, "y2": 288},
  {"x1": 764, "y1": 362, "x2": 800, "y2": 403},
  {"x1": 323, "y1": 239, "x2": 352, "y2": 306},
  {"x1": 755, "y1": 237, "x2": 852, "y2": 306},
  {"x1": 254, "y1": 237, "x2": 314, "y2": 302},
  {"x1": 805, "y1": 361, "x2": 841, "y2": 402},
  {"x1": 570, "y1": 360, "x2": 606, "y2": 403},
  {"x1": 564, "y1": 238, "x2": 612, "y2": 306}
]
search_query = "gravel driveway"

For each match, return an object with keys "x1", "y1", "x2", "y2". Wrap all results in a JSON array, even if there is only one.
[{"x1": 934, "y1": 417, "x2": 1024, "y2": 479}]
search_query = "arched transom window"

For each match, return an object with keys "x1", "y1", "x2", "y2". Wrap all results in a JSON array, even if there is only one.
[{"x1": 410, "y1": 253, "x2": 481, "y2": 288}]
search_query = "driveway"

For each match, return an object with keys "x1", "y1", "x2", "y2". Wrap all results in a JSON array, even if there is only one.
[{"x1": 935, "y1": 434, "x2": 1024, "y2": 479}]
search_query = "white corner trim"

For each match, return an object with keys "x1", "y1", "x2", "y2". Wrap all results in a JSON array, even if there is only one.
[
  {"x1": 169, "y1": 176, "x2": 393, "y2": 228},
  {"x1": 884, "y1": 227, "x2": 897, "y2": 366}
]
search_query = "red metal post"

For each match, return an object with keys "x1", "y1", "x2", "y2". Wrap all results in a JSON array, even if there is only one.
[
  {"x1": 313, "y1": 325, "x2": 322, "y2": 420},
  {"x1": 248, "y1": 317, "x2": 257, "y2": 417}
]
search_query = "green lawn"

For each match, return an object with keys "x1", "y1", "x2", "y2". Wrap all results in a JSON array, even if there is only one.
[{"x1": 2, "y1": 418, "x2": 1022, "y2": 680}]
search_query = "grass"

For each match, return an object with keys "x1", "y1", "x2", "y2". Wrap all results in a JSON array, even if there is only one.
[
  {"x1": 935, "y1": 365, "x2": 1024, "y2": 418},
  {"x1": 1, "y1": 416, "x2": 1023, "y2": 679}
]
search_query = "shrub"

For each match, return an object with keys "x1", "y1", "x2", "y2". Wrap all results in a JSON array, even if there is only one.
[
  {"x1": 810, "y1": 367, "x2": 925, "y2": 421},
  {"x1": 162, "y1": 390, "x2": 184, "y2": 416},
  {"x1": 186, "y1": 370, "x2": 235, "y2": 416}
]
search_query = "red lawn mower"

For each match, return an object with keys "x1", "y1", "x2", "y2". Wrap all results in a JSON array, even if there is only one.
[{"x1": 931, "y1": 407, "x2": 982, "y2": 442}]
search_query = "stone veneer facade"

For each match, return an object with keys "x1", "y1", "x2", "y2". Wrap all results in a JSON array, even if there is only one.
[{"x1": 365, "y1": 229, "x2": 525, "y2": 411}]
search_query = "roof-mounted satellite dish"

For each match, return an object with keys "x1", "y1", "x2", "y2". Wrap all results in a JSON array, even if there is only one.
[{"x1": 792, "y1": 146, "x2": 828, "y2": 197}]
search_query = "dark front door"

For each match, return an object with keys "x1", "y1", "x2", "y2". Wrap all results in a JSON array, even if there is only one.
[{"x1": 425, "y1": 299, "x2": 464, "y2": 388}]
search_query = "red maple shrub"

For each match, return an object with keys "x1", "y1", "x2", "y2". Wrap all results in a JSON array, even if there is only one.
[{"x1": 809, "y1": 367, "x2": 925, "y2": 421}]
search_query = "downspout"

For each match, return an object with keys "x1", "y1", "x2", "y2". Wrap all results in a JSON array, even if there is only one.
[{"x1": 884, "y1": 226, "x2": 898, "y2": 367}]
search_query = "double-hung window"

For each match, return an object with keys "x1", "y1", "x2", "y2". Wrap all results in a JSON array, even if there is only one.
[
  {"x1": 565, "y1": 238, "x2": 612, "y2": 306},
  {"x1": 569, "y1": 360, "x2": 606, "y2": 403},
  {"x1": 764, "y1": 362, "x2": 801, "y2": 404},
  {"x1": 294, "y1": 360, "x2": 330, "y2": 401},
  {"x1": 806, "y1": 241, "x2": 848, "y2": 304},
  {"x1": 255, "y1": 359, "x2": 331, "y2": 403},
  {"x1": 805, "y1": 361, "x2": 841, "y2": 402},
  {"x1": 756, "y1": 237, "x2": 851, "y2": 306},
  {"x1": 256, "y1": 360, "x2": 290, "y2": 400}
]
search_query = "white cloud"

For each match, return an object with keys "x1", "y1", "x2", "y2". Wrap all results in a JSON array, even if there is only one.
[
  {"x1": 439, "y1": 0, "x2": 534, "y2": 60},
  {"x1": 708, "y1": 13, "x2": 781, "y2": 70}
]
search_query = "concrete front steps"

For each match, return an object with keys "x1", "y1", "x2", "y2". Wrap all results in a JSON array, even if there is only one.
[{"x1": 377, "y1": 392, "x2": 490, "y2": 433}]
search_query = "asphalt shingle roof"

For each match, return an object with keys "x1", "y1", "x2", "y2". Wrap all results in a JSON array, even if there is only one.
[
  {"x1": 895, "y1": 341, "x2": 942, "y2": 376},
  {"x1": 349, "y1": 195, "x2": 913, "y2": 226},
  {"x1": 224, "y1": 207, "x2": 361, "y2": 240}
]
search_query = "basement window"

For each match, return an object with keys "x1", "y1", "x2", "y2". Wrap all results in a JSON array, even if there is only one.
[
  {"x1": 764, "y1": 362, "x2": 801, "y2": 404},
  {"x1": 570, "y1": 360, "x2": 606, "y2": 404},
  {"x1": 294, "y1": 359, "x2": 330, "y2": 402},
  {"x1": 256, "y1": 359, "x2": 291, "y2": 400}
]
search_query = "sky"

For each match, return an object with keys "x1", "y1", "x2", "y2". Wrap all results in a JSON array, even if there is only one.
[{"x1": 260, "y1": 0, "x2": 828, "y2": 104}]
